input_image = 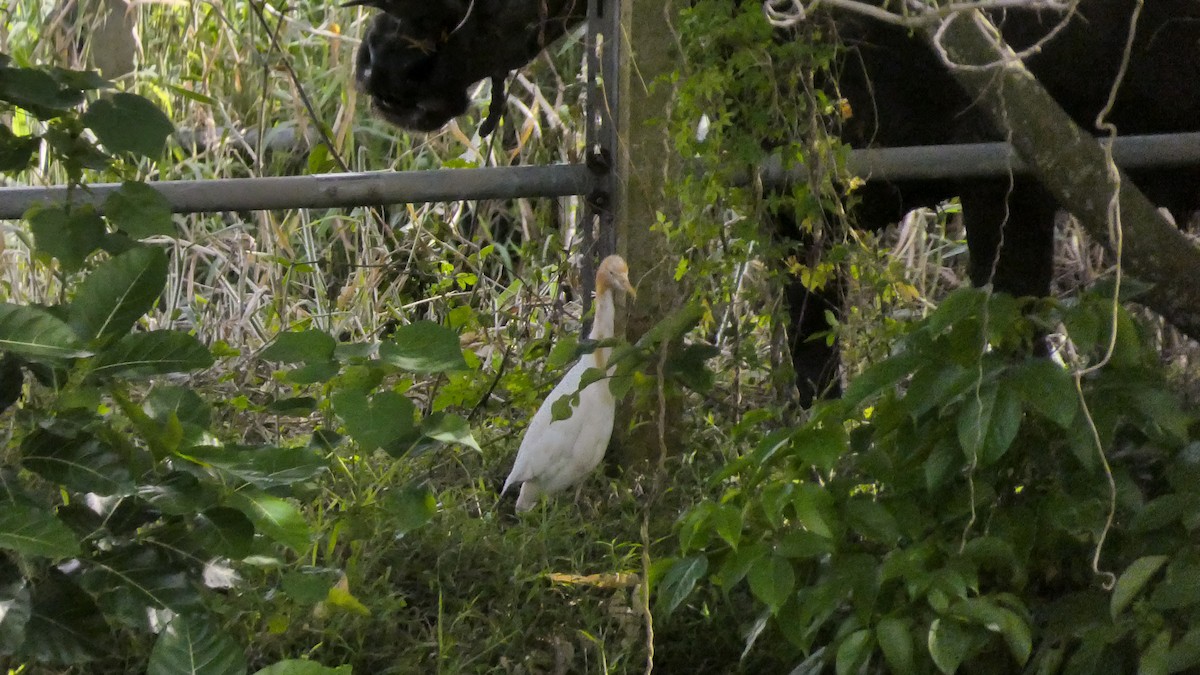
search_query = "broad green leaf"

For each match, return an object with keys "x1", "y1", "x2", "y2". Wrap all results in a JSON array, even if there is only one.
[
  {"x1": 793, "y1": 425, "x2": 847, "y2": 471},
  {"x1": 421, "y1": 412, "x2": 481, "y2": 451},
  {"x1": 1008, "y1": 359, "x2": 1077, "y2": 428},
  {"x1": 69, "y1": 246, "x2": 167, "y2": 343},
  {"x1": 1140, "y1": 629, "x2": 1171, "y2": 675},
  {"x1": 284, "y1": 360, "x2": 340, "y2": 385},
  {"x1": 325, "y1": 578, "x2": 370, "y2": 616},
  {"x1": 145, "y1": 385, "x2": 212, "y2": 428},
  {"x1": 0, "y1": 66, "x2": 87, "y2": 115},
  {"x1": 90, "y1": 330, "x2": 213, "y2": 379},
  {"x1": 1150, "y1": 560, "x2": 1200, "y2": 610},
  {"x1": 384, "y1": 485, "x2": 436, "y2": 535},
  {"x1": 0, "y1": 504, "x2": 80, "y2": 558},
  {"x1": 1111, "y1": 555, "x2": 1168, "y2": 618},
  {"x1": 845, "y1": 499, "x2": 901, "y2": 545},
  {"x1": 775, "y1": 530, "x2": 834, "y2": 559},
  {"x1": 26, "y1": 204, "x2": 106, "y2": 272},
  {"x1": 658, "y1": 555, "x2": 708, "y2": 614},
  {"x1": 265, "y1": 396, "x2": 319, "y2": 416},
  {"x1": 634, "y1": 302, "x2": 704, "y2": 348},
  {"x1": 957, "y1": 383, "x2": 1022, "y2": 466},
  {"x1": 228, "y1": 490, "x2": 310, "y2": 552},
  {"x1": 712, "y1": 504, "x2": 743, "y2": 550},
  {"x1": 282, "y1": 568, "x2": 339, "y2": 604},
  {"x1": 0, "y1": 124, "x2": 39, "y2": 172},
  {"x1": 182, "y1": 445, "x2": 327, "y2": 490},
  {"x1": 928, "y1": 618, "x2": 972, "y2": 674},
  {"x1": 953, "y1": 598, "x2": 1031, "y2": 665},
  {"x1": 332, "y1": 389, "x2": 416, "y2": 452},
  {"x1": 261, "y1": 330, "x2": 336, "y2": 364},
  {"x1": 715, "y1": 541, "x2": 768, "y2": 588},
  {"x1": 1167, "y1": 626, "x2": 1200, "y2": 673},
  {"x1": 105, "y1": 181, "x2": 175, "y2": 239},
  {"x1": 904, "y1": 361, "x2": 978, "y2": 418},
  {"x1": 747, "y1": 555, "x2": 794, "y2": 614},
  {"x1": 836, "y1": 629, "x2": 872, "y2": 675},
  {"x1": 0, "y1": 576, "x2": 31, "y2": 653},
  {"x1": 877, "y1": 616, "x2": 916, "y2": 673},
  {"x1": 83, "y1": 546, "x2": 203, "y2": 613},
  {"x1": 253, "y1": 659, "x2": 351, "y2": 675},
  {"x1": 1131, "y1": 494, "x2": 1200, "y2": 533},
  {"x1": 147, "y1": 613, "x2": 247, "y2": 675},
  {"x1": 841, "y1": 350, "x2": 923, "y2": 411},
  {"x1": 21, "y1": 427, "x2": 134, "y2": 496},
  {"x1": 545, "y1": 334, "x2": 580, "y2": 369},
  {"x1": 0, "y1": 303, "x2": 90, "y2": 360},
  {"x1": 82, "y1": 93, "x2": 174, "y2": 157},
  {"x1": 193, "y1": 507, "x2": 254, "y2": 560},
  {"x1": 792, "y1": 482, "x2": 836, "y2": 539},
  {"x1": 380, "y1": 321, "x2": 468, "y2": 373},
  {"x1": 18, "y1": 571, "x2": 107, "y2": 665}
]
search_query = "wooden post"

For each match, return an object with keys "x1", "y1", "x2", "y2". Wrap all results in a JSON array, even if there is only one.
[{"x1": 613, "y1": 0, "x2": 684, "y2": 467}]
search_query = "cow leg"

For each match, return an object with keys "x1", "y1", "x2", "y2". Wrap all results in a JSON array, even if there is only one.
[
  {"x1": 786, "y1": 275, "x2": 842, "y2": 406},
  {"x1": 961, "y1": 180, "x2": 1056, "y2": 299}
]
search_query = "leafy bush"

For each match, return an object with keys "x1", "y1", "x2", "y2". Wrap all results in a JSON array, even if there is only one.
[{"x1": 661, "y1": 287, "x2": 1200, "y2": 673}]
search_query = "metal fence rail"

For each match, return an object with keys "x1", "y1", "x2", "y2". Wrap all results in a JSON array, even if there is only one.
[
  {"x1": 0, "y1": 163, "x2": 596, "y2": 219},
  {"x1": 2, "y1": 133, "x2": 1199, "y2": 219}
]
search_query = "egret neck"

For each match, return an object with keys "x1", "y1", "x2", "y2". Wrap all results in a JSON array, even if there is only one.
[{"x1": 590, "y1": 276, "x2": 618, "y2": 371}]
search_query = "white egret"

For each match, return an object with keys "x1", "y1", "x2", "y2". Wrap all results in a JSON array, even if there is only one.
[{"x1": 502, "y1": 255, "x2": 636, "y2": 512}]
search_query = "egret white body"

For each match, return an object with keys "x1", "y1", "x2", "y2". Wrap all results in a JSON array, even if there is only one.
[{"x1": 502, "y1": 255, "x2": 635, "y2": 512}]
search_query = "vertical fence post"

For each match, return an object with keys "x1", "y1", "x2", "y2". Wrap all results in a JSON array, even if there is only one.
[{"x1": 581, "y1": 0, "x2": 621, "y2": 331}]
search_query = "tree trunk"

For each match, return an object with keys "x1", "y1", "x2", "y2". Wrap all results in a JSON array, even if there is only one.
[
  {"x1": 929, "y1": 11, "x2": 1200, "y2": 339},
  {"x1": 613, "y1": 0, "x2": 685, "y2": 468}
]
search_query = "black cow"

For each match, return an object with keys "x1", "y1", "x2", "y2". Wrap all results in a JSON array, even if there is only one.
[
  {"x1": 786, "y1": 1, "x2": 1200, "y2": 403},
  {"x1": 349, "y1": 0, "x2": 1200, "y2": 404},
  {"x1": 350, "y1": 0, "x2": 585, "y2": 134}
]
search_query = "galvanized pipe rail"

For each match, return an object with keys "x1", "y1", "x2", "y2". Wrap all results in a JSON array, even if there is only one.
[{"x1": 2, "y1": 132, "x2": 1199, "y2": 219}]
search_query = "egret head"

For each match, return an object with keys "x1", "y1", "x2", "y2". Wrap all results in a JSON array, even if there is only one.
[{"x1": 595, "y1": 255, "x2": 636, "y2": 299}]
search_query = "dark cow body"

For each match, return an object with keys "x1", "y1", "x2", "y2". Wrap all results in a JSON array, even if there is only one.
[
  {"x1": 786, "y1": 1, "x2": 1200, "y2": 404},
  {"x1": 352, "y1": 0, "x2": 586, "y2": 133},
  {"x1": 349, "y1": 0, "x2": 1200, "y2": 404}
]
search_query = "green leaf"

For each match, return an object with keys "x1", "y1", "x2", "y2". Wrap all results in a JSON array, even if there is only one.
[
  {"x1": 182, "y1": 445, "x2": 327, "y2": 490},
  {"x1": 1140, "y1": 629, "x2": 1171, "y2": 675},
  {"x1": 877, "y1": 616, "x2": 916, "y2": 673},
  {"x1": 145, "y1": 385, "x2": 212, "y2": 428},
  {"x1": 83, "y1": 545, "x2": 203, "y2": 613},
  {"x1": 836, "y1": 629, "x2": 873, "y2": 675},
  {"x1": 19, "y1": 571, "x2": 108, "y2": 665},
  {"x1": 1166, "y1": 626, "x2": 1200, "y2": 673},
  {"x1": 21, "y1": 427, "x2": 134, "y2": 496},
  {"x1": 953, "y1": 598, "x2": 1031, "y2": 665},
  {"x1": 658, "y1": 555, "x2": 708, "y2": 614},
  {"x1": 69, "y1": 246, "x2": 167, "y2": 344},
  {"x1": 379, "y1": 321, "x2": 469, "y2": 373},
  {"x1": 147, "y1": 613, "x2": 247, "y2": 675},
  {"x1": 715, "y1": 541, "x2": 768, "y2": 588},
  {"x1": 332, "y1": 389, "x2": 416, "y2": 452},
  {"x1": 261, "y1": 330, "x2": 336, "y2": 364},
  {"x1": 747, "y1": 555, "x2": 794, "y2": 614},
  {"x1": 793, "y1": 425, "x2": 846, "y2": 471},
  {"x1": 0, "y1": 575, "x2": 31, "y2": 653},
  {"x1": 281, "y1": 568, "x2": 339, "y2": 605},
  {"x1": 0, "y1": 124, "x2": 39, "y2": 172},
  {"x1": 90, "y1": 330, "x2": 213, "y2": 379},
  {"x1": 105, "y1": 181, "x2": 175, "y2": 239},
  {"x1": 383, "y1": 484, "x2": 436, "y2": 535},
  {"x1": 792, "y1": 482, "x2": 836, "y2": 539},
  {"x1": 634, "y1": 302, "x2": 705, "y2": 348},
  {"x1": 841, "y1": 350, "x2": 923, "y2": 411},
  {"x1": 1007, "y1": 359, "x2": 1077, "y2": 428},
  {"x1": 421, "y1": 412, "x2": 481, "y2": 451},
  {"x1": 0, "y1": 504, "x2": 81, "y2": 558},
  {"x1": 0, "y1": 302, "x2": 90, "y2": 360},
  {"x1": 26, "y1": 204, "x2": 106, "y2": 272},
  {"x1": 712, "y1": 504, "x2": 743, "y2": 550},
  {"x1": 957, "y1": 383, "x2": 1022, "y2": 466},
  {"x1": 228, "y1": 490, "x2": 310, "y2": 552},
  {"x1": 253, "y1": 660, "x2": 351, "y2": 675},
  {"x1": 1111, "y1": 555, "x2": 1168, "y2": 618},
  {"x1": 928, "y1": 618, "x2": 972, "y2": 674},
  {"x1": 82, "y1": 93, "x2": 174, "y2": 157},
  {"x1": 845, "y1": 499, "x2": 901, "y2": 545},
  {"x1": 193, "y1": 507, "x2": 254, "y2": 560}
]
